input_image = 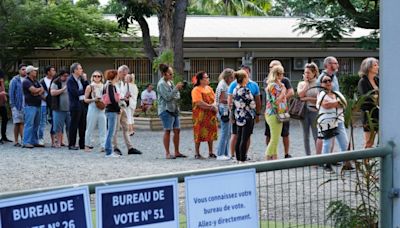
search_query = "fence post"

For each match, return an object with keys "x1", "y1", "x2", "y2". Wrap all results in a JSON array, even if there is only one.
[
  {"x1": 380, "y1": 151, "x2": 393, "y2": 228},
  {"x1": 381, "y1": 0, "x2": 400, "y2": 226}
]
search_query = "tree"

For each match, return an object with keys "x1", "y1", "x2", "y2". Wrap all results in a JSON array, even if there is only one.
[
  {"x1": 270, "y1": 0, "x2": 379, "y2": 49},
  {"x1": 0, "y1": 0, "x2": 132, "y2": 74},
  {"x1": 188, "y1": 0, "x2": 270, "y2": 16},
  {"x1": 76, "y1": 0, "x2": 100, "y2": 8},
  {"x1": 117, "y1": 0, "x2": 188, "y2": 76},
  {"x1": 103, "y1": 0, "x2": 124, "y2": 14}
]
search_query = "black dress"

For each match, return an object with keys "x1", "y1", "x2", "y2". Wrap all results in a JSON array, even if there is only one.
[{"x1": 357, "y1": 75, "x2": 379, "y2": 132}]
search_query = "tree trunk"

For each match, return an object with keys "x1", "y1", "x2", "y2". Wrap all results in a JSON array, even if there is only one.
[
  {"x1": 136, "y1": 16, "x2": 157, "y2": 61},
  {"x1": 157, "y1": 0, "x2": 174, "y2": 53},
  {"x1": 172, "y1": 0, "x2": 188, "y2": 76}
]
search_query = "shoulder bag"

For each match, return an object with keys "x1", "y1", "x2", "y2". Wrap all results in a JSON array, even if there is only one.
[{"x1": 288, "y1": 97, "x2": 306, "y2": 119}]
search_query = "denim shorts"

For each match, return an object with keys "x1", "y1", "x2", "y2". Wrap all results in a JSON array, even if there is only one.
[
  {"x1": 53, "y1": 111, "x2": 69, "y2": 133},
  {"x1": 11, "y1": 107, "x2": 24, "y2": 124},
  {"x1": 159, "y1": 111, "x2": 180, "y2": 130}
]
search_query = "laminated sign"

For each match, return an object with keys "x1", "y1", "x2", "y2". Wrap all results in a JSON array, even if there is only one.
[
  {"x1": 96, "y1": 178, "x2": 179, "y2": 228},
  {"x1": 185, "y1": 169, "x2": 258, "y2": 228},
  {"x1": 0, "y1": 186, "x2": 92, "y2": 228}
]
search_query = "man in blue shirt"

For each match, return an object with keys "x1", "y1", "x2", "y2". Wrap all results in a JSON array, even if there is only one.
[
  {"x1": 9, "y1": 64, "x2": 27, "y2": 147},
  {"x1": 227, "y1": 65, "x2": 261, "y2": 159}
]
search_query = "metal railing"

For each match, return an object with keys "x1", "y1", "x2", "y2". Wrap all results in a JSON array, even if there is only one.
[{"x1": 0, "y1": 145, "x2": 393, "y2": 227}]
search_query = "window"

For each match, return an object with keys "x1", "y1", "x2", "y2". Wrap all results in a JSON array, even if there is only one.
[
  {"x1": 114, "y1": 59, "x2": 153, "y2": 85},
  {"x1": 189, "y1": 58, "x2": 224, "y2": 83}
]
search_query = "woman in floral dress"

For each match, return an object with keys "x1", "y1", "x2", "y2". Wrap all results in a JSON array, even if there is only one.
[{"x1": 191, "y1": 71, "x2": 218, "y2": 159}]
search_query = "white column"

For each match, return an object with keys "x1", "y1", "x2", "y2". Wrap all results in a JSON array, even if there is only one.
[{"x1": 381, "y1": 0, "x2": 400, "y2": 226}]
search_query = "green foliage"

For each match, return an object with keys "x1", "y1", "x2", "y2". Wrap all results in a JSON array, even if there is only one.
[
  {"x1": 271, "y1": 0, "x2": 380, "y2": 50},
  {"x1": 103, "y1": 0, "x2": 125, "y2": 14},
  {"x1": 152, "y1": 50, "x2": 174, "y2": 73},
  {"x1": 188, "y1": 0, "x2": 270, "y2": 16},
  {"x1": 76, "y1": 0, "x2": 100, "y2": 8},
  {"x1": 338, "y1": 74, "x2": 360, "y2": 99},
  {"x1": 327, "y1": 160, "x2": 380, "y2": 227},
  {"x1": 0, "y1": 0, "x2": 133, "y2": 72}
]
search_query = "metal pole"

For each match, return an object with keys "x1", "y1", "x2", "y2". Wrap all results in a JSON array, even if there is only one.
[{"x1": 381, "y1": 0, "x2": 400, "y2": 226}]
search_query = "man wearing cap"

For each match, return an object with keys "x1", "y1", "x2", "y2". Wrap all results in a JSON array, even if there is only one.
[
  {"x1": 9, "y1": 64, "x2": 27, "y2": 146},
  {"x1": 22, "y1": 65, "x2": 44, "y2": 148}
]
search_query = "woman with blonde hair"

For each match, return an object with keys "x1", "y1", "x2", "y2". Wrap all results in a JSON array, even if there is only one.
[
  {"x1": 265, "y1": 65, "x2": 287, "y2": 160},
  {"x1": 230, "y1": 70, "x2": 256, "y2": 163},
  {"x1": 124, "y1": 73, "x2": 139, "y2": 136},
  {"x1": 297, "y1": 62, "x2": 320, "y2": 156},
  {"x1": 357, "y1": 57, "x2": 379, "y2": 148},
  {"x1": 83, "y1": 70, "x2": 106, "y2": 152}
]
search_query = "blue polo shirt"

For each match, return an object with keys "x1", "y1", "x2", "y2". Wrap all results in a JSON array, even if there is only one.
[{"x1": 227, "y1": 80, "x2": 260, "y2": 96}]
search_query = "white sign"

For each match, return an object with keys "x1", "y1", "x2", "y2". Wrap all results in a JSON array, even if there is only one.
[
  {"x1": 0, "y1": 186, "x2": 92, "y2": 228},
  {"x1": 96, "y1": 178, "x2": 179, "y2": 228},
  {"x1": 185, "y1": 169, "x2": 258, "y2": 228}
]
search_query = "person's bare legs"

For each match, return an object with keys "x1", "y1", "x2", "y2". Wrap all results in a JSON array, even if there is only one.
[
  {"x1": 230, "y1": 134, "x2": 237, "y2": 157},
  {"x1": 13, "y1": 124, "x2": 19, "y2": 143},
  {"x1": 195, "y1": 142, "x2": 201, "y2": 157},
  {"x1": 163, "y1": 130, "x2": 171, "y2": 157},
  {"x1": 316, "y1": 138, "x2": 322, "y2": 155},
  {"x1": 173, "y1": 128, "x2": 182, "y2": 156},
  {"x1": 208, "y1": 141, "x2": 213, "y2": 156},
  {"x1": 283, "y1": 136, "x2": 289, "y2": 156}
]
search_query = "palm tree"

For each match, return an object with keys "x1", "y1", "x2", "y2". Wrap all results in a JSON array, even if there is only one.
[{"x1": 189, "y1": 0, "x2": 271, "y2": 16}]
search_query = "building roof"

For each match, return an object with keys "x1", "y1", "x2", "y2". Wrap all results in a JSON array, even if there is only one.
[{"x1": 105, "y1": 15, "x2": 374, "y2": 41}]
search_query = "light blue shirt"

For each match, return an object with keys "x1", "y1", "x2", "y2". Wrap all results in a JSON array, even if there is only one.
[
  {"x1": 227, "y1": 79, "x2": 260, "y2": 96},
  {"x1": 317, "y1": 70, "x2": 340, "y2": 92}
]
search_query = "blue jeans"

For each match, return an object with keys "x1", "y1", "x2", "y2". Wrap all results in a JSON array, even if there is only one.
[
  {"x1": 105, "y1": 112, "x2": 118, "y2": 155},
  {"x1": 38, "y1": 106, "x2": 47, "y2": 140},
  {"x1": 322, "y1": 122, "x2": 348, "y2": 154},
  {"x1": 23, "y1": 106, "x2": 41, "y2": 145},
  {"x1": 217, "y1": 105, "x2": 231, "y2": 156}
]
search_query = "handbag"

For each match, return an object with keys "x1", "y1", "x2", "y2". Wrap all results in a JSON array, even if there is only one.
[
  {"x1": 95, "y1": 100, "x2": 106, "y2": 110},
  {"x1": 288, "y1": 97, "x2": 306, "y2": 119},
  {"x1": 102, "y1": 84, "x2": 120, "y2": 105},
  {"x1": 277, "y1": 112, "x2": 291, "y2": 123}
]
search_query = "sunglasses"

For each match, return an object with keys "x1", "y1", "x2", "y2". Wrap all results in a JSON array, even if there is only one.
[
  {"x1": 93, "y1": 75, "x2": 102, "y2": 78},
  {"x1": 322, "y1": 79, "x2": 332, "y2": 83}
]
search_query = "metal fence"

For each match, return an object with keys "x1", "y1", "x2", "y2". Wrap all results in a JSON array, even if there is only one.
[{"x1": 0, "y1": 145, "x2": 393, "y2": 228}]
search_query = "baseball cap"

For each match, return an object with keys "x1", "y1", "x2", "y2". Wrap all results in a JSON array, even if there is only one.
[{"x1": 26, "y1": 65, "x2": 38, "y2": 74}]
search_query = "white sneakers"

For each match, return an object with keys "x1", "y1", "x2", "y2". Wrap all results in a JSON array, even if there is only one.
[
  {"x1": 105, "y1": 153, "x2": 121, "y2": 158},
  {"x1": 216, "y1": 155, "x2": 231, "y2": 161},
  {"x1": 38, "y1": 139, "x2": 45, "y2": 146}
]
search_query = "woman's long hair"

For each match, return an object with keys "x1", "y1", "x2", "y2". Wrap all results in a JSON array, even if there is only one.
[{"x1": 267, "y1": 65, "x2": 284, "y2": 84}]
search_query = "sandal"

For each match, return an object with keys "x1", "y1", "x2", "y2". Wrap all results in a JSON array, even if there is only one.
[
  {"x1": 175, "y1": 153, "x2": 187, "y2": 158},
  {"x1": 14, "y1": 143, "x2": 21, "y2": 147},
  {"x1": 166, "y1": 154, "x2": 176, "y2": 159},
  {"x1": 208, "y1": 153, "x2": 217, "y2": 159},
  {"x1": 195, "y1": 154, "x2": 204, "y2": 160}
]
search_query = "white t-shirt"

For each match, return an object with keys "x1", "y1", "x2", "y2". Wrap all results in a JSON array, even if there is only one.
[
  {"x1": 141, "y1": 90, "x2": 157, "y2": 105},
  {"x1": 41, "y1": 77, "x2": 52, "y2": 106},
  {"x1": 316, "y1": 91, "x2": 344, "y2": 131}
]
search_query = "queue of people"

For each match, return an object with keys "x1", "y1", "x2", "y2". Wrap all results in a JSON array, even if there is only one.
[{"x1": 0, "y1": 57, "x2": 380, "y2": 170}]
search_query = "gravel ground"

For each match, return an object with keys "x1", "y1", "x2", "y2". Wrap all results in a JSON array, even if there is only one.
[
  {"x1": 0, "y1": 120, "x2": 370, "y2": 226},
  {"x1": 0, "y1": 120, "x2": 366, "y2": 193}
]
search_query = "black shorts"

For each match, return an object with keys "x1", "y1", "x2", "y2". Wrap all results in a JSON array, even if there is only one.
[
  {"x1": 264, "y1": 120, "x2": 290, "y2": 137},
  {"x1": 232, "y1": 121, "x2": 254, "y2": 135},
  {"x1": 362, "y1": 109, "x2": 379, "y2": 132}
]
